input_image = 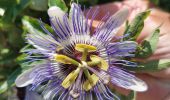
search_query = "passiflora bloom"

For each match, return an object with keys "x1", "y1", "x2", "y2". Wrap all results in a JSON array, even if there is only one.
[{"x1": 15, "y1": 3, "x2": 148, "y2": 100}]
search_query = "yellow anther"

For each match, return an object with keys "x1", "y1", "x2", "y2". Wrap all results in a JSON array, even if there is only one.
[
  {"x1": 61, "y1": 67, "x2": 80, "y2": 89},
  {"x1": 83, "y1": 74, "x2": 99, "y2": 91},
  {"x1": 83, "y1": 55, "x2": 109, "y2": 91},
  {"x1": 75, "y1": 44, "x2": 97, "y2": 53},
  {"x1": 54, "y1": 54, "x2": 79, "y2": 66},
  {"x1": 90, "y1": 55, "x2": 109, "y2": 71}
]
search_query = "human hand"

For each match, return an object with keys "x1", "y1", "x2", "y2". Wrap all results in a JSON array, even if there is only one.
[{"x1": 89, "y1": 0, "x2": 170, "y2": 100}]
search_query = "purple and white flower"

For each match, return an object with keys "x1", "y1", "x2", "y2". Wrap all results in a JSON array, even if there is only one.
[{"x1": 15, "y1": 3, "x2": 147, "y2": 100}]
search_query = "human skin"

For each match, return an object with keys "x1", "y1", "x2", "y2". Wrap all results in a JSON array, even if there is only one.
[{"x1": 89, "y1": 0, "x2": 170, "y2": 100}]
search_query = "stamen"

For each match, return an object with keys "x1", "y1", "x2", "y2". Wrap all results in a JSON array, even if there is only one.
[
  {"x1": 86, "y1": 66, "x2": 110, "y2": 84},
  {"x1": 54, "y1": 54, "x2": 79, "y2": 66},
  {"x1": 61, "y1": 67, "x2": 81, "y2": 88},
  {"x1": 75, "y1": 44, "x2": 97, "y2": 53},
  {"x1": 69, "y1": 70, "x2": 83, "y2": 98},
  {"x1": 90, "y1": 55, "x2": 108, "y2": 70},
  {"x1": 58, "y1": 43, "x2": 110, "y2": 91},
  {"x1": 87, "y1": 60, "x2": 101, "y2": 66},
  {"x1": 75, "y1": 43, "x2": 97, "y2": 61}
]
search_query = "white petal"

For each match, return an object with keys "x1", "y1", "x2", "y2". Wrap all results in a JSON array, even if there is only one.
[
  {"x1": 48, "y1": 6, "x2": 65, "y2": 28},
  {"x1": 109, "y1": 67, "x2": 148, "y2": 92},
  {"x1": 48, "y1": 6, "x2": 65, "y2": 19},
  {"x1": 15, "y1": 68, "x2": 34, "y2": 87},
  {"x1": 128, "y1": 78, "x2": 148, "y2": 92},
  {"x1": 15, "y1": 60, "x2": 52, "y2": 88}
]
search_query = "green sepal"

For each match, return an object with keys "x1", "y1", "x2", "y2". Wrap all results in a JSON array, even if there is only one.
[
  {"x1": 118, "y1": 91, "x2": 136, "y2": 100},
  {"x1": 126, "y1": 59, "x2": 170, "y2": 72},
  {"x1": 123, "y1": 10, "x2": 150, "y2": 41},
  {"x1": 136, "y1": 28, "x2": 160, "y2": 58},
  {"x1": 127, "y1": 91, "x2": 136, "y2": 100},
  {"x1": 48, "y1": 0, "x2": 68, "y2": 12}
]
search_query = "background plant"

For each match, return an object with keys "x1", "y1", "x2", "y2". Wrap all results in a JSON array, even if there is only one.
[{"x1": 0, "y1": 0, "x2": 169, "y2": 100}]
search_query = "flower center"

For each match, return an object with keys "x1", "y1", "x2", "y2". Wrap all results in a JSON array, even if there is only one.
[{"x1": 54, "y1": 44, "x2": 110, "y2": 98}]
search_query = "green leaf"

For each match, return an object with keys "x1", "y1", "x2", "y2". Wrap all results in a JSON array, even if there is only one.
[
  {"x1": 0, "y1": 81, "x2": 7, "y2": 94},
  {"x1": 0, "y1": 0, "x2": 18, "y2": 8},
  {"x1": 29, "y1": 0, "x2": 48, "y2": 11},
  {"x1": 0, "y1": 67, "x2": 22, "y2": 94},
  {"x1": 126, "y1": 59, "x2": 170, "y2": 72},
  {"x1": 123, "y1": 10, "x2": 150, "y2": 41},
  {"x1": 136, "y1": 28, "x2": 160, "y2": 58},
  {"x1": 16, "y1": 53, "x2": 28, "y2": 64},
  {"x1": 127, "y1": 91, "x2": 136, "y2": 100},
  {"x1": 0, "y1": 58, "x2": 45, "y2": 94},
  {"x1": 2, "y1": 0, "x2": 31, "y2": 23},
  {"x1": 150, "y1": 0, "x2": 159, "y2": 5},
  {"x1": 48, "y1": 0, "x2": 68, "y2": 12}
]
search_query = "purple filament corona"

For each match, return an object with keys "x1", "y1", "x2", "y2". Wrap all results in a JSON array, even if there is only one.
[{"x1": 15, "y1": 3, "x2": 147, "y2": 100}]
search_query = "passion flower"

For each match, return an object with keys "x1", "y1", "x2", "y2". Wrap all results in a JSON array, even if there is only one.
[{"x1": 15, "y1": 3, "x2": 147, "y2": 100}]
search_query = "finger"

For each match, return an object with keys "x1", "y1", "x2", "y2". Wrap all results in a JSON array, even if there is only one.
[
  {"x1": 136, "y1": 74, "x2": 170, "y2": 100},
  {"x1": 157, "y1": 34, "x2": 169, "y2": 49},
  {"x1": 147, "y1": 53, "x2": 170, "y2": 61},
  {"x1": 164, "y1": 92, "x2": 170, "y2": 100},
  {"x1": 147, "y1": 31, "x2": 170, "y2": 60},
  {"x1": 134, "y1": 8, "x2": 170, "y2": 43},
  {"x1": 147, "y1": 67, "x2": 170, "y2": 79},
  {"x1": 109, "y1": 73, "x2": 170, "y2": 100},
  {"x1": 85, "y1": 2, "x2": 122, "y2": 21}
]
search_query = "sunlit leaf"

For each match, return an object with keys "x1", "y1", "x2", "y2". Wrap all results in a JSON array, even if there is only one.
[
  {"x1": 48, "y1": 0, "x2": 68, "y2": 12},
  {"x1": 123, "y1": 10, "x2": 150, "y2": 41},
  {"x1": 136, "y1": 28, "x2": 160, "y2": 58}
]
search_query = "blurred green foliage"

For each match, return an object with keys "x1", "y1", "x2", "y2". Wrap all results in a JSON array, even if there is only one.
[
  {"x1": 152, "y1": 0, "x2": 170, "y2": 12},
  {"x1": 0, "y1": 0, "x2": 48, "y2": 99},
  {"x1": 0, "y1": 0, "x2": 170, "y2": 100}
]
